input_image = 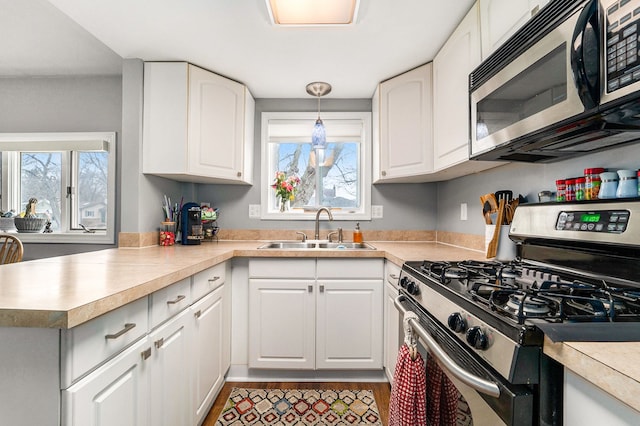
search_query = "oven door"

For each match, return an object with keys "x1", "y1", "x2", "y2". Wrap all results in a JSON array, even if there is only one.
[
  {"x1": 395, "y1": 293, "x2": 535, "y2": 426},
  {"x1": 470, "y1": 4, "x2": 590, "y2": 158}
]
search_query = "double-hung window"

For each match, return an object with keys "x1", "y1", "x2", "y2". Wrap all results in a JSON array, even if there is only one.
[
  {"x1": 0, "y1": 132, "x2": 116, "y2": 243},
  {"x1": 261, "y1": 111, "x2": 371, "y2": 220}
]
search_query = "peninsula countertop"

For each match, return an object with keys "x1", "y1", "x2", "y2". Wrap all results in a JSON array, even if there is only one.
[{"x1": 0, "y1": 240, "x2": 483, "y2": 329}]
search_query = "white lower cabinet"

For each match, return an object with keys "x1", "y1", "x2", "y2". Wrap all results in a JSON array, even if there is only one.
[
  {"x1": 192, "y1": 283, "x2": 229, "y2": 424},
  {"x1": 248, "y1": 279, "x2": 315, "y2": 369},
  {"x1": 149, "y1": 309, "x2": 193, "y2": 426},
  {"x1": 62, "y1": 336, "x2": 150, "y2": 426},
  {"x1": 61, "y1": 261, "x2": 230, "y2": 426},
  {"x1": 248, "y1": 258, "x2": 383, "y2": 370},
  {"x1": 383, "y1": 261, "x2": 401, "y2": 383}
]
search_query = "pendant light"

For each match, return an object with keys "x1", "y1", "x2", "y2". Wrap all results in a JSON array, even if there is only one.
[{"x1": 306, "y1": 82, "x2": 331, "y2": 150}]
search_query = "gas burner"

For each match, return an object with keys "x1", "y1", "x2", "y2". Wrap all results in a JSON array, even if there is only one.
[
  {"x1": 444, "y1": 267, "x2": 468, "y2": 280},
  {"x1": 505, "y1": 293, "x2": 552, "y2": 316},
  {"x1": 420, "y1": 261, "x2": 452, "y2": 280}
]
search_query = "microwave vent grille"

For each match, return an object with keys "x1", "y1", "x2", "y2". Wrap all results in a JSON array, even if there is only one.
[{"x1": 470, "y1": 0, "x2": 587, "y2": 91}]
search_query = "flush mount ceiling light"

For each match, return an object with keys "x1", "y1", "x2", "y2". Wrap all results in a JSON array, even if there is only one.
[
  {"x1": 266, "y1": 0, "x2": 360, "y2": 26},
  {"x1": 306, "y1": 82, "x2": 331, "y2": 150}
]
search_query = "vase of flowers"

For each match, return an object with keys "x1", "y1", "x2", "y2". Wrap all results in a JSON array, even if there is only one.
[{"x1": 271, "y1": 171, "x2": 300, "y2": 212}]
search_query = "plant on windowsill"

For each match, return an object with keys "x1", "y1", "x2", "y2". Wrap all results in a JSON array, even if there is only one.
[{"x1": 271, "y1": 171, "x2": 300, "y2": 212}]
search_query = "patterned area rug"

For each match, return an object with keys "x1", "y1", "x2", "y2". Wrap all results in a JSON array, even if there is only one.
[{"x1": 215, "y1": 388, "x2": 383, "y2": 425}]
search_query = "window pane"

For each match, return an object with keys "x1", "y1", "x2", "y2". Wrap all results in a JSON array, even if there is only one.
[
  {"x1": 77, "y1": 152, "x2": 108, "y2": 230},
  {"x1": 21, "y1": 152, "x2": 62, "y2": 229},
  {"x1": 318, "y1": 142, "x2": 359, "y2": 208},
  {"x1": 271, "y1": 141, "x2": 360, "y2": 210}
]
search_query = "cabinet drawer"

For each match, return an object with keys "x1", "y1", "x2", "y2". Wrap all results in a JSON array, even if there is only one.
[
  {"x1": 249, "y1": 258, "x2": 315, "y2": 278},
  {"x1": 149, "y1": 277, "x2": 191, "y2": 329},
  {"x1": 317, "y1": 259, "x2": 383, "y2": 279},
  {"x1": 61, "y1": 296, "x2": 149, "y2": 388},
  {"x1": 385, "y1": 261, "x2": 401, "y2": 287},
  {"x1": 192, "y1": 262, "x2": 226, "y2": 301}
]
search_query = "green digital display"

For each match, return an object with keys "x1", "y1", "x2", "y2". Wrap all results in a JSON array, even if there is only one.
[{"x1": 580, "y1": 213, "x2": 601, "y2": 223}]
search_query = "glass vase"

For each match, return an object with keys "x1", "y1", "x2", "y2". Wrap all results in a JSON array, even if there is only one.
[{"x1": 279, "y1": 197, "x2": 290, "y2": 212}]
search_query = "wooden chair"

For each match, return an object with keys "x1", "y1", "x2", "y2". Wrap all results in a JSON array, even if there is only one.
[{"x1": 0, "y1": 234, "x2": 23, "y2": 264}]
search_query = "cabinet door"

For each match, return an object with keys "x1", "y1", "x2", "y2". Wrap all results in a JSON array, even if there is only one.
[
  {"x1": 480, "y1": 0, "x2": 534, "y2": 59},
  {"x1": 188, "y1": 64, "x2": 249, "y2": 183},
  {"x1": 384, "y1": 282, "x2": 400, "y2": 384},
  {"x1": 433, "y1": 2, "x2": 481, "y2": 170},
  {"x1": 316, "y1": 280, "x2": 383, "y2": 369},
  {"x1": 191, "y1": 285, "x2": 226, "y2": 424},
  {"x1": 62, "y1": 336, "x2": 150, "y2": 426},
  {"x1": 376, "y1": 64, "x2": 433, "y2": 181},
  {"x1": 248, "y1": 279, "x2": 315, "y2": 369},
  {"x1": 149, "y1": 309, "x2": 192, "y2": 426}
]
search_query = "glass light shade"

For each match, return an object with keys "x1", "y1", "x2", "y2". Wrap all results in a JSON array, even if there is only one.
[{"x1": 312, "y1": 118, "x2": 327, "y2": 149}]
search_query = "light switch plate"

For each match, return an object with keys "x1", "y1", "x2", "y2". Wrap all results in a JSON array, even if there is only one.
[
  {"x1": 249, "y1": 204, "x2": 261, "y2": 218},
  {"x1": 460, "y1": 203, "x2": 468, "y2": 221},
  {"x1": 372, "y1": 205, "x2": 383, "y2": 218}
]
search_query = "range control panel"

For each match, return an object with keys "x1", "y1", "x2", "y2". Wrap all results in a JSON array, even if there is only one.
[{"x1": 556, "y1": 209, "x2": 630, "y2": 233}]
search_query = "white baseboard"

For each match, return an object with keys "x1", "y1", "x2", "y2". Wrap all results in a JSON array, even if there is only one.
[{"x1": 226, "y1": 365, "x2": 389, "y2": 383}]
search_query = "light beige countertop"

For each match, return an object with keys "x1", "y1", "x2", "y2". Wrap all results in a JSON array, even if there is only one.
[
  {"x1": 543, "y1": 337, "x2": 640, "y2": 412},
  {"x1": 0, "y1": 240, "x2": 484, "y2": 329}
]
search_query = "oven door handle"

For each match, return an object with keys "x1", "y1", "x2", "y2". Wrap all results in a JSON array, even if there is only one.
[{"x1": 394, "y1": 295, "x2": 501, "y2": 398}]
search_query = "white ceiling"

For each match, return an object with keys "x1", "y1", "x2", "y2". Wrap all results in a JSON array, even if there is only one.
[{"x1": 2, "y1": 0, "x2": 475, "y2": 98}]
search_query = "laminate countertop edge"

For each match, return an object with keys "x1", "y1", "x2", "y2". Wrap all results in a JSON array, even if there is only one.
[
  {"x1": 0, "y1": 241, "x2": 484, "y2": 329},
  {"x1": 543, "y1": 336, "x2": 640, "y2": 413}
]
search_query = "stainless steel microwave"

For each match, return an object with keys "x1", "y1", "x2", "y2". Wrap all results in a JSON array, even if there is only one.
[{"x1": 470, "y1": 0, "x2": 640, "y2": 163}]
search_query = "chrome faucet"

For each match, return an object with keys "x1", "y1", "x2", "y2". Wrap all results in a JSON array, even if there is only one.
[{"x1": 314, "y1": 207, "x2": 333, "y2": 240}]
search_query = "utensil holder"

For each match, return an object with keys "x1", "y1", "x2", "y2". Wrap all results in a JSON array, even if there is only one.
[{"x1": 485, "y1": 224, "x2": 517, "y2": 261}]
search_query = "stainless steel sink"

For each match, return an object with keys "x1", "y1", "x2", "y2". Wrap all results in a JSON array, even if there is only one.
[
  {"x1": 257, "y1": 242, "x2": 318, "y2": 249},
  {"x1": 316, "y1": 242, "x2": 376, "y2": 250},
  {"x1": 257, "y1": 241, "x2": 376, "y2": 250}
]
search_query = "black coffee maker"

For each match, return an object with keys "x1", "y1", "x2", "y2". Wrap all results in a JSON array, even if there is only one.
[{"x1": 181, "y1": 202, "x2": 203, "y2": 245}]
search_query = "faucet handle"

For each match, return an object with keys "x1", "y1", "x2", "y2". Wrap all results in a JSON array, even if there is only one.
[
  {"x1": 337, "y1": 227, "x2": 343, "y2": 243},
  {"x1": 327, "y1": 230, "x2": 338, "y2": 242},
  {"x1": 295, "y1": 231, "x2": 307, "y2": 242}
]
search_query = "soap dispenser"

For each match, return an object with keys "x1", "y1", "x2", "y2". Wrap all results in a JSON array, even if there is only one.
[{"x1": 353, "y1": 222, "x2": 363, "y2": 243}]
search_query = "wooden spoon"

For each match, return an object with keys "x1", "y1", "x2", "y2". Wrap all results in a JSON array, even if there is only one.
[{"x1": 486, "y1": 198, "x2": 505, "y2": 259}]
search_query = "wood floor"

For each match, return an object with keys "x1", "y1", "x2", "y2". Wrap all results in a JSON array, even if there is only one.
[{"x1": 202, "y1": 381, "x2": 391, "y2": 425}]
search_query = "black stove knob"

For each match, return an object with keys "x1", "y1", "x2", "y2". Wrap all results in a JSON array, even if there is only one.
[
  {"x1": 399, "y1": 276, "x2": 409, "y2": 289},
  {"x1": 466, "y1": 326, "x2": 488, "y2": 350},
  {"x1": 405, "y1": 280, "x2": 419, "y2": 296},
  {"x1": 447, "y1": 313, "x2": 466, "y2": 333}
]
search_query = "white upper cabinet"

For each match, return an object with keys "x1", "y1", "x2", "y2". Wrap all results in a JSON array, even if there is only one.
[
  {"x1": 143, "y1": 62, "x2": 254, "y2": 184},
  {"x1": 480, "y1": 0, "x2": 550, "y2": 60},
  {"x1": 433, "y1": 2, "x2": 482, "y2": 171},
  {"x1": 373, "y1": 63, "x2": 434, "y2": 183}
]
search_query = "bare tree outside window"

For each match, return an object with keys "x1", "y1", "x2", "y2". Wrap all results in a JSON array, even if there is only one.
[{"x1": 21, "y1": 152, "x2": 62, "y2": 229}]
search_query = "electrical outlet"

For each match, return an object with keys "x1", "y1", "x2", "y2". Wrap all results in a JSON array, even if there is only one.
[
  {"x1": 249, "y1": 204, "x2": 261, "y2": 218},
  {"x1": 460, "y1": 203, "x2": 468, "y2": 221},
  {"x1": 372, "y1": 205, "x2": 383, "y2": 218}
]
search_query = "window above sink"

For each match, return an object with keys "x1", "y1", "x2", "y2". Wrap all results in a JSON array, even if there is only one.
[{"x1": 260, "y1": 112, "x2": 372, "y2": 221}]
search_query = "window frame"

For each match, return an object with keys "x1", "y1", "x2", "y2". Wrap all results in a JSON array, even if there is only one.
[
  {"x1": 0, "y1": 132, "x2": 116, "y2": 244},
  {"x1": 260, "y1": 111, "x2": 372, "y2": 220}
]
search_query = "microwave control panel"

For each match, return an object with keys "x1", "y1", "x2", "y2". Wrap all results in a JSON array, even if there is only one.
[
  {"x1": 556, "y1": 209, "x2": 630, "y2": 233},
  {"x1": 605, "y1": 0, "x2": 640, "y2": 93}
]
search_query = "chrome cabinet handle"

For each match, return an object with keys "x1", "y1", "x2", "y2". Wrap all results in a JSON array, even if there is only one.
[
  {"x1": 381, "y1": 171, "x2": 387, "y2": 176},
  {"x1": 308, "y1": 285, "x2": 313, "y2": 293},
  {"x1": 141, "y1": 347, "x2": 152, "y2": 360},
  {"x1": 105, "y1": 323, "x2": 136, "y2": 340},
  {"x1": 154, "y1": 338, "x2": 164, "y2": 349},
  {"x1": 194, "y1": 310, "x2": 202, "y2": 319},
  {"x1": 208, "y1": 276, "x2": 221, "y2": 283},
  {"x1": 237, "y1": 171, "x2": 242, "y2": 177},
  {"x1": 319, "y1": 284, "x2": 325, "y2": 293},
  {"x1": 394, "y1": 296, "x2": 501, "y2": 398},
  {"x1": 390, "y1": 273, "x2": 399, "y2": 280},
  {"x1": 167, "y1": 295, "x2": 186, "y2": 305}
]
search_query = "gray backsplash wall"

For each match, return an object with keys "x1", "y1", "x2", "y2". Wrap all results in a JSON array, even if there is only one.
[
  {"x1": 196, "y1": 98, "x2": 438, "y2": 231},
  {"x1": 436, "y1": 142, "x2": 640, "y2": 236}
]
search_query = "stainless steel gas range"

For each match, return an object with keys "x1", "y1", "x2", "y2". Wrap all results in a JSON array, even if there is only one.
[{"x1": 395, "y1": 199, "x2": 640, "y2": 426}]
